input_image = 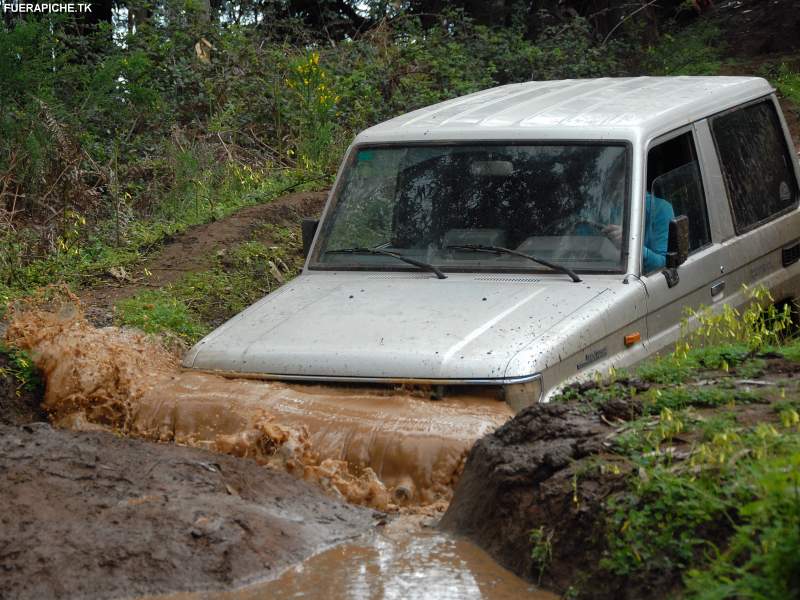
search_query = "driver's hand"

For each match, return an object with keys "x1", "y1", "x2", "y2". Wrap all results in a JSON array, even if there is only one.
[{"x1": 601, "y1": 224, "x2": 622, "y2": 248}]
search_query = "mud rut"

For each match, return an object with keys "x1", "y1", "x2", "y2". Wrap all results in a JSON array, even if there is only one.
[{"x1": 80, "y1": 191, "x2": 330, "y2": 325}]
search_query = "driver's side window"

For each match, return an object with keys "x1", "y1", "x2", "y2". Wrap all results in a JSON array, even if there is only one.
[{"x1": 644, "y1": 131, "x2": 711, "y2": 274}]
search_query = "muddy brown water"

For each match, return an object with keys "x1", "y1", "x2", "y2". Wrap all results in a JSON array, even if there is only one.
[
  {"x1": 5, "y1": 300, "x2": 512, "y2": 511},
  {"x1": 150, "y1": 518, "x2": 557, "y2": 600}
]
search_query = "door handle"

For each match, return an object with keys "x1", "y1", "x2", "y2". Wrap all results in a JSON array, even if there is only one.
[{"x1": 711, "y1": 281, "x2": 726, "y2": 296}]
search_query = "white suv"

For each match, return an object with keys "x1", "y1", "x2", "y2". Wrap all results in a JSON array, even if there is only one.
[{"x1": 185, "y1": 77, "x2": 800, "y2": 408}]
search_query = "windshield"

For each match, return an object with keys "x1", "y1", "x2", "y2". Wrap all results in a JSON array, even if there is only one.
[{"x1": 312, "y1": 143, "x2": 629, "y2": 274}]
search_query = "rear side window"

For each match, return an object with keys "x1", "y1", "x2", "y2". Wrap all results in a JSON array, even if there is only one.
[{"x1": 711, "y1": 100, "x2": 799, "y2": 233}]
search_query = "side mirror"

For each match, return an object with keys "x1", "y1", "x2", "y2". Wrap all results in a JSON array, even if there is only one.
[
  {"x1": 663, "y1": 215, "x2": 689, "y2": 288},
  {"x1": 301, "y1": 218, "x2": 319, "y2": 258},
  {"x1": 666, "y1": 215, "x2": 689, "y2": 269}
]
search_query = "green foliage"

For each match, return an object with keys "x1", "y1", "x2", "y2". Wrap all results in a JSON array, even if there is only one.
[
  {"x1": 766, "y1": 62, "x2": 800, "y2": 106},
  {"x1": 530, "y1": 526, "x2": 554, "y2": 583},
  {"x1": 0, "y1": 8, "x2": 628, "y2": 305},
  {"x1": 558, "y1": 285, "x2": 800, "y2": 595},
  {"x1": 604, "y1": 418, "x2": 800, "y2": 596},
  {"x1": 677, "y1": 286, "x2": 794, "y2": 357},
  {"x1": 0, "y1": 168, "x2": 315, "y2": 304},
  {"x1": 640, "y1": 385, "x2": 757, "y2": 415},
  {"x1": 114, "y1": 231, "x2": 303, "y2": 341},
  {"x1": 643, "y1": 21, "x2": 724, "y2": 75},
  {"x1": 171, "y1": 237, "x2": 300, "y2": 327},
  {"x1": 777, "y1": 338, "x2": 800, "y2": 363},
  {"x1": 115, "y1": 290, "x2": 209, "y2": 342},
  {"x1": 557, "y1": 381, "x2": 636, "y2": 408},
  {"x1": 0, "y1": 342, "x2": 41, "y2": 394},
  {"x1": 683, "y1": 443, "x2": 800, "y2": 599},
  {"x1": 285, "y1": 52, "x2": 340, "y2": 170}
]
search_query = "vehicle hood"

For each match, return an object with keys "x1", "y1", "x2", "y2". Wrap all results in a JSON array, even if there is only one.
[{"x1": 184, "y1": 272, "x2": 610, "y2": 381}]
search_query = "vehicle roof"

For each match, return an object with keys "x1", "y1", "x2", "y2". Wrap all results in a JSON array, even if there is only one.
[{"x1": 355, "y1": 76, "x2": 774, "y2": 144}]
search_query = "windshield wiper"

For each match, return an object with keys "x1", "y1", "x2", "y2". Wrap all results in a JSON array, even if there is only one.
[
  {"x1": 446, "y1": 244, "x2": 582, "y2": 283},
  {"x1": 325, "y1": 247, "x2": 447, "y2": 279}
]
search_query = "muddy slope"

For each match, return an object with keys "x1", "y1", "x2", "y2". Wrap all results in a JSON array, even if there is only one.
[
  {"x1": 714, "y1": 0, "x2": 800, "y2": 58},
  {"x1": 82, "y1": 190, "x2": 328, "y2": 320},
  {"x1": 0, "y1": 423, "x2": 377, "y2": 600}
]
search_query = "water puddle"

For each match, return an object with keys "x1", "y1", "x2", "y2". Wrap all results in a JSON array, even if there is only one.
[{"x1": 151, "y1": 519, "x2": 557, "y2": 600}]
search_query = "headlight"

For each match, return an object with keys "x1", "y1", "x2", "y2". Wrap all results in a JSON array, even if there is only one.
[{"x1": 503, "y1": 377, "x2": 543, "y2": 412}]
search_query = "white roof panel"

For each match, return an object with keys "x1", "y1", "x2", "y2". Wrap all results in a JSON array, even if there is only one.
[{"x1": 356, "y1": 76, "x2": 773, "y2": 143}]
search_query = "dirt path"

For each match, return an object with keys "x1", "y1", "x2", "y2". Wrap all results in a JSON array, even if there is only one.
[
  {"x1": 713, "y1": 0, "x2": 800, "y2": 59},
  {"x1": 81, "y1": 190, "x2": 328, "y2": 322},
  {"x1": 0, "y1": 423, "x2": 377, "y2": 600}
]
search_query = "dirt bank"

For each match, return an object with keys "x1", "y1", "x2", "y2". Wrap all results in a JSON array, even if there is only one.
[
  {"x1": 441, "y1": 352, "x2": 800, "y2": 599},
  {"x1": 0, "y1": 422, "x2": 377, "y2": 600},
  {"x1": 713, "y1": 0, "x2": 800, "y2": 58},
  {"x1": 81, "y1": 190, "x2": 328, "y2": 324},
  {"x1": 441, "y1": 401, "x2": 624, "y2": 597}
]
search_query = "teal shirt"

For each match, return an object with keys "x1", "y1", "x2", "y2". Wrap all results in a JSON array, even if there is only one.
[
  {"x1": 643, "y1": 193, "x2": 674, "y2": 273},
  {"x1": 575, "y1": 193, "x2": 674, "y2": 272}
]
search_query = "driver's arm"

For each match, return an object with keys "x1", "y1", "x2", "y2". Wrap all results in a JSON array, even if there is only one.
[{"x1": 642, "y1": 195, "x2": 675, "y2": 273}]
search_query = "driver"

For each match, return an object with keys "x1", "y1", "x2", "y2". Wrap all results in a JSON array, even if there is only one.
[
  {"x1": 583, "y1": 152, "x2": 674, "y2": 273},
  {"x1": 602, "y1": 192, "x2": 674, "y2": 273}
]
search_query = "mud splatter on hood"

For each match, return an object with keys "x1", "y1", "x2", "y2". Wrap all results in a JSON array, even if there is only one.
[{"x1": 184, "y1": 273, "x2": 608, "y2": 380}]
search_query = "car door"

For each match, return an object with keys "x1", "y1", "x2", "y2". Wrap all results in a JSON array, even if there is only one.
[
  {"x1": 641, "y1": 125, "x2": 726, "y2": 353},
  {"x1": 704, "y1": 96, "x2": 800, "y2": 312}
]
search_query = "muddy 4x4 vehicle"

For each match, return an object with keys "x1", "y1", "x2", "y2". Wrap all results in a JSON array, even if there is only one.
[{"x1": 185, "y1": 77, "x2": 800, "y2": 409}]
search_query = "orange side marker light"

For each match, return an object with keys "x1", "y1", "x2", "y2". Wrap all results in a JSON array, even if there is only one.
[{"x1": 624, "y1": 332, "x2": 641, "y2": 347}]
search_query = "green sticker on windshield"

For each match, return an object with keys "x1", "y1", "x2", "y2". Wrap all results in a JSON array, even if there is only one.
[{"x1": 357, "y1": 150, "x2": 375, "y2": 162}]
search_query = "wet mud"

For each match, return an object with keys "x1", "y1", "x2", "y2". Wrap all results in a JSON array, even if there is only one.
[
  {"x1": 4, "y1": 297, "x2": 512, "y2": 511},
  {"x1": 0, "y1": 422, "x2": 377, "y2": 600},
  {"x1": 151, "y1": 518, "x2": 557, "y2": 600},
  {"x1": 441, "y1": 401, "x2": 622, "y2": 597}
]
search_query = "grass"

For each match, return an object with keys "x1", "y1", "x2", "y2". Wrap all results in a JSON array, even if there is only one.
[
  {"x1": 552, "y1": 288, "x2": 800, "y2": 598},
  {"x1": 643, "y1": 21, "x2": 725, "y2": 76},
  {"x1": 593, "y1": 370, "x2": 800, "y2": 597},
  {"x1": 530, "y1": 526, "x2": 555, "y2": 584},
  {"x1": 0, "y1": 166, "x2": 326, "y2": 306},
  {"x1": 770, "y1": 62, "x2": 800, "y2": 106},
  {"x1": 115, "y1": 290, "x2": 209, "y2": 342},
  {"x1": 0, "y1": 342, "x2": 41, "y2": 394},
  {"x1": 114, "y1": 225, "x2": 305, "y2": 344}
]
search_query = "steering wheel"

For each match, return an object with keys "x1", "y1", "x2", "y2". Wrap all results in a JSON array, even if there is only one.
[{"x1": 541, "y1": 218, "x2": 606, "y2": 235}]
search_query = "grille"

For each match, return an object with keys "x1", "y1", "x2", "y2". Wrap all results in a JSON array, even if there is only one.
[{"x1": 783, "y1": 243, "x2": 800, "y2": 268}]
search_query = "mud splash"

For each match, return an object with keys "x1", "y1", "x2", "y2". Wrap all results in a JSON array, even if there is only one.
[{"x1": 5, "y1": 295, "x2": 512, "y2": 510}]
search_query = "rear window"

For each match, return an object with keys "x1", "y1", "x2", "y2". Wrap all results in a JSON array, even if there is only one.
[{"x1": 711, "y1": 99, "x2": 799, "y2": 233}]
